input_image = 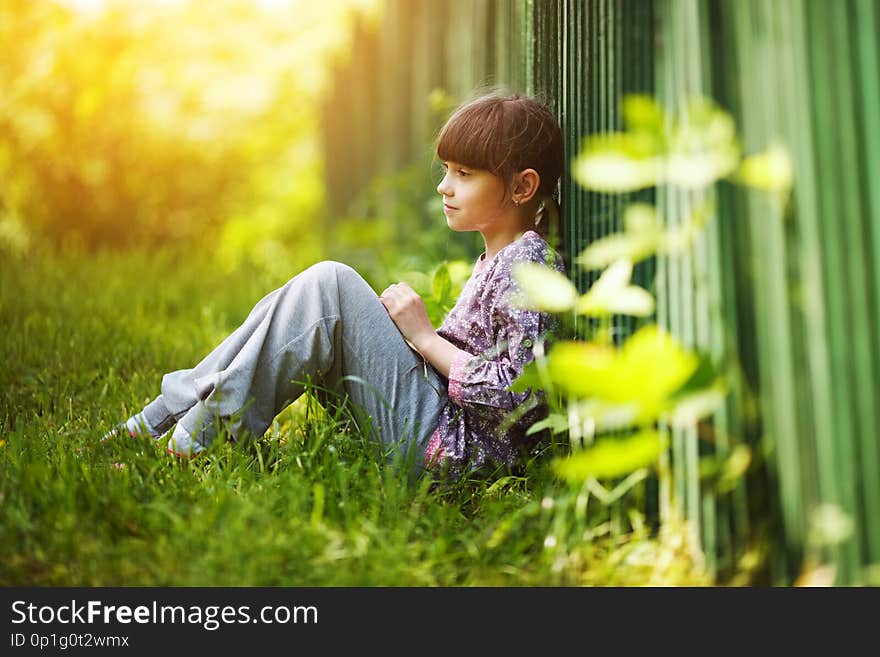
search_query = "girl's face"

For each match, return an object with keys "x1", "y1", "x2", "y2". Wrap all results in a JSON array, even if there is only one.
[{"x1": 436, "y1": 160, "x2": 509, "y2": 232}]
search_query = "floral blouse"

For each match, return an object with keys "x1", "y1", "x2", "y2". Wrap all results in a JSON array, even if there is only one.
[{"x1": 426, "y1": 229, "x2": 566, "y2": 478}]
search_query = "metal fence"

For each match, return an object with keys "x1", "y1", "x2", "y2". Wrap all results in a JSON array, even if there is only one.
[
  {"x1": 655, "y1": 0, "x2": 880, "y2": 586},
  {"x1": 320, "y1": 0, "x2": 880, "y2": 585}
]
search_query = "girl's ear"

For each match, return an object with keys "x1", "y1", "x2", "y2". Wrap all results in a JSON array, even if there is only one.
[{"x1": 512, "y1": 168, "x2": 541, "y2": 204}]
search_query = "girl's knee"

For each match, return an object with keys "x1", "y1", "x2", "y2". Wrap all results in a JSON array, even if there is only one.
[
  {"x1": 286, "y1": 261, "x2": 368, "y2": 302},
  {"x1": 301, "y1": 260, "x2": 357, "y2": 283}
]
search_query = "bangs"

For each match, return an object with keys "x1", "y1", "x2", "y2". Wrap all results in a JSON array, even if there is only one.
[
  {"x1": 436, "y1": 97, "x2": 515, "y2": 178},
  {"x1": 436, "y1": 92, "x2": 564, "y2": 199}
]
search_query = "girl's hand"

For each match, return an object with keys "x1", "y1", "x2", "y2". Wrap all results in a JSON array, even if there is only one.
[{"x1": 379, "y1": 282, "x2": 435, "y2": 350}]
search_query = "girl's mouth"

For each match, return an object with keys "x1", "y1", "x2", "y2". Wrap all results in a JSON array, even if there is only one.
[{"x1": 444, "y1": 203, "x2": 458, "y2": 211}]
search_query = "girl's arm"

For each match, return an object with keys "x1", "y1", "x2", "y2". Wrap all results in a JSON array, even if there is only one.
[
  {"x1": 411, "y1": 332, "x2": 463, "y2": 379},
  {"x1": 379, "y1": 281, "x2": 468, "y2": 378}
]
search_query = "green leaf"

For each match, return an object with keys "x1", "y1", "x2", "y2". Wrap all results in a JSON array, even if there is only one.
[
  {"x1": 511, "y1": 261, "x2": 578, "y2": 312},
  {"x1": 432, "y1": 263, "x2": 452, "y2": 302},
  {"x1": 575, "y1": 259, "x2": 656, "y2": 317},
  {"x1": 423, "y1": 299, "x2": 444, "y2": 328},
  {"x1": 574, "y1": 399, "x2": 640, "y2": 434},
  {"x1": 541, "y1": 326, "x2": 699, "y2": 425},
  {"x1": 525, "y1": 413, "x2": 569, "y2": 436},
  {"x1": 575, "y1": 204, "x2": 660, "y2": 270},
  {"x1": 446, "y1": 260, "x2": 473, "y2": 290},
  {"x1": 554, "y1": 430, "x2": 665, "y2": 481},
  {"x1": 509, "y1": 359, "x2": 543, "y2": 393},
  {"x1": 737, "y1": 143, "x2": 793, "y2": 192},
  {"x1": 571, "y1": 133, "x2": 663, "y2": 193},
  {"x1": 616, "y1": 325, "x2": 698, "y2": 417},
  {"x1": 593, "y1": 258, "x2": 634, "y2": 292},
  {"x1": 577, "y1": 285, "x2": 655, "y2": 317},
  {"x1": 623, "y1": 203, "x2": 660, "y2": 234},
  {"x1": 622, "y1": 95, "x2": 666, "y2": 136},
  {"x1": 543, "y1": 341, "x2": 617, "y2": 398},
  {"x1": 665, "y1": 97, "x2": 741, "y2": 188},
  {"x1": 397, "y1": 271, "x2": 431, "y2": 297},
  {"x1": 665, "y1": 148, "x2": 740, "y2": 188},
  {"x1": 484, "y1": 475, "x2": 527, "y2": 498},
  {"x1": 575, "y1": 232, "x2": 658, "y2": 270}
]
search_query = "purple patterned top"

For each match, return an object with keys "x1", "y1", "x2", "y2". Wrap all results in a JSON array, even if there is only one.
[{"x1": 426, "y1": 229, "x2": 566, "y2": 478}]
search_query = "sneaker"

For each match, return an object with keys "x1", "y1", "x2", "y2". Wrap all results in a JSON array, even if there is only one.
[
  {"x1": 166, "y1": 422, "x2": 204, "y2": 458},
  {"x1": 101, "y1": 412, "x2": 163, "y2": 443}
]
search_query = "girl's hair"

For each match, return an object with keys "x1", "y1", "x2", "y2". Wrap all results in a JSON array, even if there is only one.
[{"x1": 436, "y1": 90, "x2": 565, "y2": 258}]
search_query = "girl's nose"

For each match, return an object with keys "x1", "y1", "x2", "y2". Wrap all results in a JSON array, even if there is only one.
[{"x1": 436, "y1": 172, "x2": 451, "y2": 197}]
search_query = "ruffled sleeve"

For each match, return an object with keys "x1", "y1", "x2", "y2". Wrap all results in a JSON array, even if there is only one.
[{"x1": 445, "y1": 272, "x2": 549, "y2": 420}]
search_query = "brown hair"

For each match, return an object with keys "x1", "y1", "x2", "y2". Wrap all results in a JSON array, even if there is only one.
[{"x1": 436, "y1": 90, "x2": 565, "y2": 256}]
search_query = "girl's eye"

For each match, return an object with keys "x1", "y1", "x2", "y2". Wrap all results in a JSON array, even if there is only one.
[{"x1": 439, "y1": 162, "x2": 469, "y2": 177}]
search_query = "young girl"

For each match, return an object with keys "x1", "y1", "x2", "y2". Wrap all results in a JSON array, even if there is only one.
[{"x1": 105, "y1": 91, "x2": 567, "y2": 479}]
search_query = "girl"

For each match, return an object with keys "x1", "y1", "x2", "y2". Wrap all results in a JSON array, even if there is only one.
[{"x1": 104, "y1": 91, "x2": 567, "y2": 479}]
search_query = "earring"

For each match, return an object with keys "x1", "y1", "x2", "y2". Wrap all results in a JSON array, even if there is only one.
[{"x1": 513, "y1": 198, "x2": 521, "y2": 206}]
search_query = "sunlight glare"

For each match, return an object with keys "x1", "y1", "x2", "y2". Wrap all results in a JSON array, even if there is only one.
[
  {"x1": 62, "y1": 0, "x2": 107, "y2": 12},
  {"x1": 256, "y1": 0, "x2": 296, "y2": 10},
  {"x1": 61, "y1": 0, "x2": 309, "y2": 12}
]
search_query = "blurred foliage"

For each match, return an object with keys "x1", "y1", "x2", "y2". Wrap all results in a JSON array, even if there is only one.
[
  {"x1": 512, "y1": 94, "x2": 791, "y2": 570},
  {"x1": 326, "y1": 162, "x2": 482, "y2": 297},
  {"x1": 0, "y1": 0, "x2": 375, "y2": 263},
  {"x1": 394, "y1": 260, "x2": 472, "y2": 328},
  {"x1": 572, "y1": 94, "x2": 792, "y2": 197}
]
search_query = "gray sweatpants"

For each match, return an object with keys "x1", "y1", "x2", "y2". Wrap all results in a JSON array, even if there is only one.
[{"x1": 138, "y1": 261, "x2": 448, "y2": 471}]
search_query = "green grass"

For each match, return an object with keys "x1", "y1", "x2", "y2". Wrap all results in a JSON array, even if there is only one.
[{"x1": 0, "y1": 246, "x2": 710, "y2": 586}]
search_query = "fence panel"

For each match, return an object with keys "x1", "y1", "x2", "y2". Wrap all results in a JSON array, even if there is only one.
[{"x1": 319, "y1": 0, "x2": 879, "y2": 585}]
